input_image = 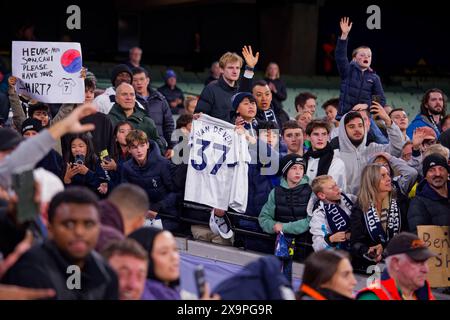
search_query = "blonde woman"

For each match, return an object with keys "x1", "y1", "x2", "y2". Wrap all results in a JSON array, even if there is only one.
[
  {"x1": 350, "y1": 163, "x2": 403, "y2": 270},
  {"x1": 264, "y1": 62, "x2": 287, "y2": 111}
]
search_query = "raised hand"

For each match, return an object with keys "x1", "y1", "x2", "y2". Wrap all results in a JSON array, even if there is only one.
[
  {"x1": 80, "y1": 67, "x2": 87, "y2": 79},
  {"x1": 370, "y1": 101, "x2": 391, "y2": 126},
  {"x1": 242, "y1": 45, "x2": 259, "y2": 68},
  {"x1": 8, "y1": 76, "x2": 17, "y2": 88},
  {"x1": 412, "y1": 128, "x2": 426, "y2": 150},
  {"x1": 340, "y1": 17, "x2": 353, "y2": 39}
]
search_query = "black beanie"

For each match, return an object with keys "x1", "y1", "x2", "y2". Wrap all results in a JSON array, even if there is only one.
[
  {"x1": 110, "y1": 64, "x2": 133, "y2": 87},
  {"x1": 279, "y1": 153, "x2": 305, "y2": 177},
  {"x1": 422, "y1": 153, "x2": 449, "y2": 177},
  {"x1": 21, "y1": 118, "x2": 43, "y2": 135}
]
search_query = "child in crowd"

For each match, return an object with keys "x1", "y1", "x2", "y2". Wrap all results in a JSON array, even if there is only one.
[
  {"x1": 63, "y1": 133, "x2": 110, "y2": 196},
  {"x1": 309, "y1": 175, "x2": 356, "y2": 252},
  {"x1": 259, "y1": 154, "x2": 312, "y2": 282},
  {"x1": 121, "y1": 129, "x2": 179, "y2": 232},
  {"x1": 335, "y1": 17, "x2": 386, "y2": 117}
]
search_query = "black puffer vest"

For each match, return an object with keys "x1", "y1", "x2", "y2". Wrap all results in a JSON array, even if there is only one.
[{"x1": 274, "y1": 183, "x2": 312, "y2": 225}]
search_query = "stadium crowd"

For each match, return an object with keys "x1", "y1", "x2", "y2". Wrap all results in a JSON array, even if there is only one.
[{"x1": 0, "y1": 17, "x2": 448, "y2": 301}]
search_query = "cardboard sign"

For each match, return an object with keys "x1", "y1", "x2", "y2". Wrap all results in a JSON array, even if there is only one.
[
  {"x1": 12, "y1": 41, "x2": 85, "y2": 103},
  {"x1": 417, "y1": 225, "x2": 450, "y2": 288}
]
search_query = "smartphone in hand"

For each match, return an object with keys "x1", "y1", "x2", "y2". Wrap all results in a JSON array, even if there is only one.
[
  {"x1": 100, "y1": 149, "x2": 111, "y2": 162},
  {"x1": 372, "y1": 95, "x2": 381, "y2": 104},
  {"x1": 194, "y1": 265, "x2": 206, "y2": 298},
  {"x1": 12, "y1": 170, "x2": 39, "y2": 224}
]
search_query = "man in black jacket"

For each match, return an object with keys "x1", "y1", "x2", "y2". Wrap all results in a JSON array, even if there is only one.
[
  {"x1": 3, "y1": 188, "x2": 118, "y2": 300},
  {"x1": 132, "y1": 67, "x2": 175, "y2": 158},
  {"x1": 195, "y1": 46, "x2": 258, "y2": 123},
  {"x1": 408, "y1": 154, "x2": 450, "y2": 234},
  {"x1": 253, "y1": 80, "x2": 290, "y2": 128}
]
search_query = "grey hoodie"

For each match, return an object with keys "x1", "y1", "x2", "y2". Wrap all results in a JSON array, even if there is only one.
[
  {"x1": 0, "y1": 130, "x2": 55, "y2": 188},
  {"x1": 336, "y1": 113, "x2": 405, "y2": 195}
]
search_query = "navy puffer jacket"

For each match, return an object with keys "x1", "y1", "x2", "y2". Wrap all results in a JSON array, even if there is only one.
[
  {"x1": 121, "y1": 140, "x2": 178, "y2": 218},
  {"x1": 335, "y1": 38, "x2": 386, "y2": 116}
]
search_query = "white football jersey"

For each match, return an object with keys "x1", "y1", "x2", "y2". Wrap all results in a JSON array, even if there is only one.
[{"x1": 184, "y1": 114, "x2": 251, "y2": 212}]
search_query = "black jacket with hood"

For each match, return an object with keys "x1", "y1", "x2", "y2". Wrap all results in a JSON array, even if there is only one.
[{"x1": 195, "y1": 75, "x2": 253, "y2": 123}]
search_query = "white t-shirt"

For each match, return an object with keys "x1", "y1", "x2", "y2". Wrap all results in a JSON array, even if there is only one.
[
  {"x1": 184, "y1": 114, "x2": 251, "y2": 212},
  {"x1": 58, "y1": 78, "x2": 76, "y2": 95}
]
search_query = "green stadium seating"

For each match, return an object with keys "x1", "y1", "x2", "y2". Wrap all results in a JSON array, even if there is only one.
[{"x1": 83, "y1": 61, "x2": 447, "y2": 119}]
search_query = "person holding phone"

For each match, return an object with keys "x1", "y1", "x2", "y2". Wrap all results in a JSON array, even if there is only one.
[
  {"x1": 63, "y1": 133, "x2": 110, "y2": 197},
  {"x1": 128, "y1": 227, "x2": 219, "y2": 300},
  {"x1": 350, "y1": 164, "x2": 404, "y2": 272},
  {"x1": 0, "y1": 103, "x2": 97, "y2": 190},
  {"x1": 2, "y1": 188, "x2": 119, "y2": 300}
]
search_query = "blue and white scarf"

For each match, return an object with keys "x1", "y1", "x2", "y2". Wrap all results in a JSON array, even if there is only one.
[
  {"x1": 363, "y1": 198, "x2": 401, "y2": 244},
  {"x1": 323, "y1": 193, "x2": 353, "y2": 234}
]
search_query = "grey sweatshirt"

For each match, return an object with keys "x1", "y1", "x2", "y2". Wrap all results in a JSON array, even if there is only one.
[{"x1": 0, "y1": 130, "x2": 56, "y2": 188}]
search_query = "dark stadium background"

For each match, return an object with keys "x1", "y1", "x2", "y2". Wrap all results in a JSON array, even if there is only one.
[{"x1": 0, "y1": 0, "x2": 448, "y2": 78}]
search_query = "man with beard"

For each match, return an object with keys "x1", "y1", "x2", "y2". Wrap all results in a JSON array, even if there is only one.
[
  {"x1": 407, "y1": 154, "x2": 450, "y2": 234},
  {"x1": 336, "y1": 109, "x2": 404, "y2": 195},
  {"x1": 407, "y1": 88, "x2": 447, "y2": 139}
]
